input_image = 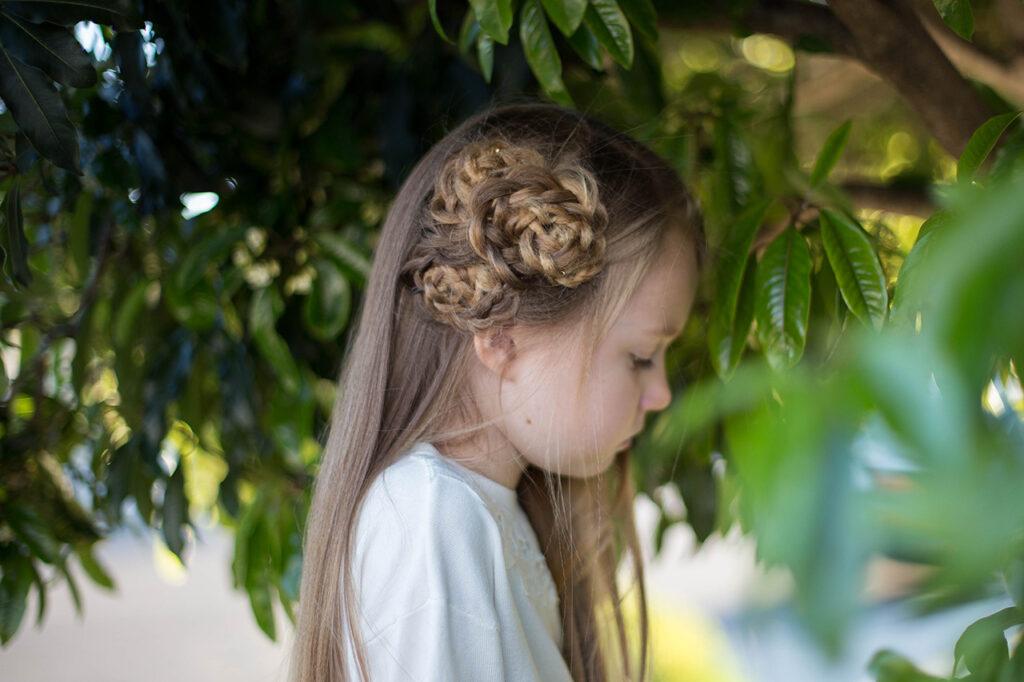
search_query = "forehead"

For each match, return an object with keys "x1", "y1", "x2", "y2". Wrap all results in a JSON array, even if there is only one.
[{"x1": 610, "y1": 235, "x2": 697, "y2": 340}]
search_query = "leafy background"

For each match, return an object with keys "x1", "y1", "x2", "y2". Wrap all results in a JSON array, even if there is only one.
[{"x1": 1, "y1": 0, "x2": 1023, "y2": 679}]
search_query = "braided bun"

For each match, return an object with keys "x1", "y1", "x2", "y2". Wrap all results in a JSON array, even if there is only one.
[{"x1": 404, "y1": 140, "x2": 607, "y2": 332}]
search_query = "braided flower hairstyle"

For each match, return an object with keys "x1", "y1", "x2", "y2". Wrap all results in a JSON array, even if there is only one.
[
  {"x1": 292, "y1": 103, "x2": 702, "y2": 682},
  {"x1": 404, "y1": 141, "x2": 608, "y2": 332}
]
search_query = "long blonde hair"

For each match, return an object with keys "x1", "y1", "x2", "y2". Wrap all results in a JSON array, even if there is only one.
[{"x1": 291, "y1": 103, "x2": 701, "y2": 681}]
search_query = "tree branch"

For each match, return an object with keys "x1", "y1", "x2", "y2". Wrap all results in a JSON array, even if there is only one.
[{"x1": 826, "y1": 0, "x2": 991, "y2": 157}]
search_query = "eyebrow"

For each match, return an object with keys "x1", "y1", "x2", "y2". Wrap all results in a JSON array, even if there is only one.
[{"x1": 645, "y1": 321, "x2": 686, "y2": 339}]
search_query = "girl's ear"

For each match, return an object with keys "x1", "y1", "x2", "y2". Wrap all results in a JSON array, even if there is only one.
[{"x1": 472, "y1": 328, "x2": 518, "y2": 379}]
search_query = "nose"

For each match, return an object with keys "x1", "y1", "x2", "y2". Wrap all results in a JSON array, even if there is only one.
[{"x1": 640, "y1": 366, "x2": 672, "y2": 413}]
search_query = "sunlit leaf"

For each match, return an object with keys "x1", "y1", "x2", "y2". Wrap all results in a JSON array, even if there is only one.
[
  {"x1": 520, "y1": 0, "x2": 572, "y2": 105},
  {"x1": 809, "y1": 120, "x2": 851, "y2": 188},
  {"x1": 819, "y1": 210, "x2": 887, "y2": 329},
  {"x1": 583, "y1": 0, "x2": 633, "y2": 67},
  {"x1": 755, "y1": 226, "x2": 812, "y2": 370},
  {"x1": 957, "y1": 111, "x2": 1021, "y2": 183}
]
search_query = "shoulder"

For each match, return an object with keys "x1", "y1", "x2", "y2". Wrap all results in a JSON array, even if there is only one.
[{"x1": 353, "y1": 444, "x2": 508, "y2": 612}]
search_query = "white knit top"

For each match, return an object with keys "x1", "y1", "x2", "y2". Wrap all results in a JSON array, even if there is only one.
[{"x1": 346, "y1": 442, "x2": 572, "y2": 681}]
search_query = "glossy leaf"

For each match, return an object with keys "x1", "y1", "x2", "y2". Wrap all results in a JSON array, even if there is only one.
[
  {"x1": 476, "y1": 31, "x2": 494, "y2": 83},
  {"x1": 809, "y1": 120, "x2": 851, "y2": 188},
  {"x1": 520, "y1": 0, "x2": 572, "y2": 105},
  {"x1": 567, "y1": 23, "x2": 602, "y2": 71},
  {"x1": 708, "y1": 199, "x2": 770, "y2": 377},
  {"x1": 0, "y1": 14, "x2": 96, "y2": 88},
  {"x1": 617, "y1": 0, "x2": 657, "y2": 41},
  {"x1": 819, "y1": 210, "x2": 887, "y2": 329},
  {"x1": 583, "y1": 0, "x2": 633, "y2": 68},
  {"x1": 755, "y1": 226, "x2": 812, "y2": 370},
  {"x1": 932, "y1": 0, "x2": 974, "y2": 41},
  {"x1": 469, "y1": 0, "x2": 513, "y2": 44},
  {"x1": 0, "y1": 48, "x2": 80, "y2": 172},
  {"x1": 3, "y1": 179, "x2": 31, "y2": 287},
  {"x1": 957, "y1": 111, "x2": 1021, "y2": 183},
  {"x1": 541, "y1": 0, "x2": 586, "y2": 36},
  {"x1": 2, "y1": 0, "x2": 142, "y2": 31},
  {"x1": 427, "y1": 0, "x2": 453, "y2": 43}
]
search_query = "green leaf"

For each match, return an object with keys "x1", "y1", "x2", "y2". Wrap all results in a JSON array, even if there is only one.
[
  {"x1": 957, "y1": 112, "x2": 1021, "y2": 183},
  {"x1": 520, "y1": 0, "x2": 572, "y2": 106},
  {"x1": 3, "y1": 179, "x2": 31, "y2": 287},
  {"x1": 2, "y1": 0, "x2": 142, "y2": 31},
  {"x1": 955, "y1": 608, "x2": 1023, "y2": 675},
  {"x1": 755, "y1": 226, "x2": 812, "y2": 370},
  {"x1": 809, "y1": 120, "x2": 851, "y2": 188},
  {"x1": 0, "y1": 47, "x2": 80, "y2": 172},
  {"x1": 248, "y1": 579, "x2": 277, "y2": 640},
  {"x1": 915, "y1": 208, "x2": 953, "y2": 240},
  {"x1": 75, "y1": 543, "x2": 115, "y2": 590},
  {"x1": 541, "y1": 0, "x2": 586, "y2": 36},
  {"x1": 477, "y1": 31, "x2": 494, "y2": 83},
  {"x1": 0, "y1": 14, "x2": 96, "y2": 88},
  {"x1": 57, "y1": 561, "x2": 82, "y2": 616},
  {"x1": 819, "y1": 210, "x2": 887, "y2": 329},
  {"x1": 162, "y1": 465, "x2": 189, "y2": 561},
  {"x1": 890, "y1": 230, "x2": 933, "y2": 326},
  {"x1": 302, "y1": 258, "x2": 351, "y2": 342},
  {"x1": 113, "y1": 278, "x2": 149, "y2": 348},
  {"x1": 708, "y1": 199, "x2": 770, "y2": 377},
  {"x1": 616, "y1": 0, "x2": 657, "y2": 41},
  {"x1": 458, "y1": 11, "x2": 480, "y2": 54},
  {"x1": 933, "y1": 0, "x2": 974, "y2": 41},
  {"x1": 566, "y1": 23, "x2": 602, "y2": 71},
  {"x1": 311, "y1": 231, "x2": 371, "y2": 284},
  {"x1": 427, "y1": 0, "x2": 453, "y2": 43},
  {"x1": 0, "y1": 555, "x2": 33, "y2": 644},
  {"x1": 250, "y1": 286, "x2": 302, "y2": 394},
  {"x1": 583, "y1": 0, "x2": 633, "y2": 68},
  {"x1": 469, "y1": 0, "x2": 513, "y2": 44},
  {"x1": 868, "y1": 649, "x2": 946, "y2": 681},
  {"x1": 7, "y1": 503, "x2": 61, "y2": 564}
]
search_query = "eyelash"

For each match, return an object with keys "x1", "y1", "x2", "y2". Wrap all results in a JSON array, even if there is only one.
[{"x1": 631, "y1": 354, "x2": 655, "y2": 370}]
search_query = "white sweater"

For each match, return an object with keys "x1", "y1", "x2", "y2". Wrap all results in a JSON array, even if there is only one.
[{"x1": 346, "y1": 442, "x2": 573, "y2": 681}]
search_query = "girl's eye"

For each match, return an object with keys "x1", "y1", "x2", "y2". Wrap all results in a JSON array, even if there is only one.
[{"x1": 631, "y1": 354, "x2": 655, "y2": 370}]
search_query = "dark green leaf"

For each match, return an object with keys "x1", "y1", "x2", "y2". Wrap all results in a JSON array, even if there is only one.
[
  {"x1": 174, "y1": 226, "x2": 247, "y2": 292},
  {"x1": 616, "y1": 0, "x2": 657, "y2": 41},
  {"x1": 14, "y1": 131, "x2": 37, "y2": 173},
  {"x1": 809, "y1": 120, "x2": 851, "y2": 188},
  {"x1": 583, "y1": 0, "x2": 633, "y2": 67},
  {"x1": 0, "y1": 555, "x2": 33, "y2": 644},
  {"x1": 477, "y1": 31, "x2": 494, "y2": 83},
  {"x1": 819, "y1": 210, "x2": 887, "y2": 329},
  {"x1": 311, "y1": 231, "x2": 371, "y2": 284},
  {"x1": 0, "y1": 48, "x2": 80, "y2": 172},
  {"x1": 75, "y1": 543, "x2": 115, "y2": 590},
  {"x1": 248, "y1": 580, "x2": 276, "y2": 640},
  {"x1": 469, "y1": 0, "x2": 513, "y2": 44},
  {"x1": 7, "y1": 503, "x2": 61, "y2": 564},
  {"x1": 520, "y1": 0, "x2": 572, "y2": 106},
  {"x1": 957, "y1": 112, "x2": 1021, "y2": 183},
  {"x1": 162, "y1": 465, "x2": 189, "y2": 561},
  {"x1": 58, "y1": 561, "x2": 82, "y2": 616},
  {"x1": 250, "y1": 287, "x2": 301, "y2": 394},
  {"x1": 708, "y1": 199, "x2": 770, "y2": 377},
  {"x1": 541, "y1": 0, "x2": 586, "y2": 36},
  {"x1": 113, "y1": 278, "x2": 148, "y2": 348},
  {"x1": 458, "y1": 11, "x2": 480, "y2": 54},
  {"x1": 0, "y1": 14, "x2": 96, "y2": 88},
  {"x1": 3, "y1": 179, "x2": 31, "y2": 287},
  {"x1": 932, "y1": 0, "x2": 974, "y2": 41},
  {"x1": 428, "y1": 0, "x2": 453, "y2": 43},
  {"x1": 755, "y1": 226, "x2": 812, "y2": 370},
  {"x1": 731, "y1": 256, "x2": 757, "y2": 369},
  {"x1": 302, "y1": 258, "x2": 351, "y2": 342},
  {"x1": 69, "y1": 190, "x2": 92, "y2": 284},
  {"x1": 566, "y1": 23, "x2": 602, "y2": 71},
  {"x1": 3, "y1": 0, "x2": 142, "y2": 31}
]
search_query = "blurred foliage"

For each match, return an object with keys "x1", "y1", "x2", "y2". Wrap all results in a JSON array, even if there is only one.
[{"x1": 0, "y1": 0, "x2": 1023, "y2": 680}]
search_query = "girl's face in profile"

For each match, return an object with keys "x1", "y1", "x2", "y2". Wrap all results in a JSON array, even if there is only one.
[{"x1": 498, "y1": 231, "x2": 698, "y2": 480}]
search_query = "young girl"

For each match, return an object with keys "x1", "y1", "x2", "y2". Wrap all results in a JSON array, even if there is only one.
[{"x1": 291, "y1": 103, "x2": 702, "y2": 681}]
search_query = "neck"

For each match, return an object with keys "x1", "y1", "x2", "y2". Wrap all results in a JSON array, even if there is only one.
[{"x1": 438, "y1": 425, "x2": 524, "y2": 489}]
